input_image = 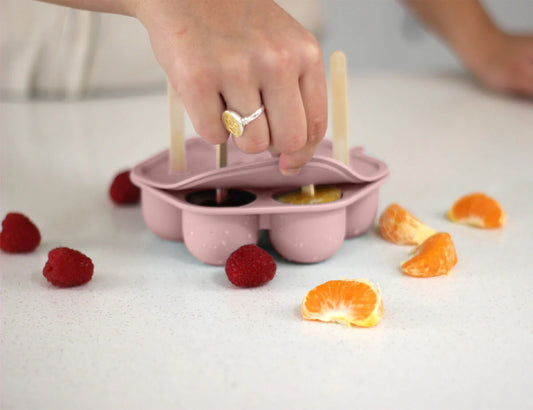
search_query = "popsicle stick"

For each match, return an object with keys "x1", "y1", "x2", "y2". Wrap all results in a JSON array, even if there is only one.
[
  {"x1": 216, "y1": 141, "x2": 228, "y2": 204},
  {"x1": 167, "y1": 79, "x2": 186, "y2": 172},
  {"x1": 301, "y1": 184, "x2": 315, "y2": 197},
  {"x1": 330, "y1": 51, "x2": 350, "y2": 165}
]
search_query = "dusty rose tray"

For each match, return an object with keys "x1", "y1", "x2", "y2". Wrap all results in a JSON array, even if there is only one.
[{"x1": 131, "y1": 137, "x2": 389, "y2": 265}]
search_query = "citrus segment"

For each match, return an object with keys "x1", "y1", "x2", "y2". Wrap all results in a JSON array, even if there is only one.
[
  {"x1": 447, "y1": 193, "x2": 505, "y2": 228},
  {"x1": 275, "y1": 185, "x2": 341, "y2": 205},
  {"x1": 401, "y1": 232, "x2": 457, "y2": 277},
  {"x1": 301, "y1": 279, "x2": 383, "y2": 327},
  {"x1": 379, "y1": 203, "x2": 436, "y2": 245}
]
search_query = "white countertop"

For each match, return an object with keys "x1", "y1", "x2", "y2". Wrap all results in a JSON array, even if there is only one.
[{"x1": 1, "y1": 73, "x2": 532, "y2": 410}]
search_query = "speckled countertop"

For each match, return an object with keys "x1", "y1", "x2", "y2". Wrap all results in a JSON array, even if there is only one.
[{"x1": 1, "y1": 73, "x2": 532, "y2": 410}]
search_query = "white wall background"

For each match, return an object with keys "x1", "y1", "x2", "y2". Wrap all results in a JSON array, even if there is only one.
[{"x1": 319, "y1": 0, "x2": 533, "y2": 73}]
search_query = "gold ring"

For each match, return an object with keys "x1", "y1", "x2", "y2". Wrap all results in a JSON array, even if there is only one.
[{"x1": 222, "y1": 106, "x2": 264, "y2": 137}]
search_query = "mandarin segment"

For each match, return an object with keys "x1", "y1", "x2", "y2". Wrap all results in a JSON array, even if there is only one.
[
  {"x1": 447, "y1": 193, "x2": 506, "y2": 228},
  {"x1": 301, "y1": 279, "x2": 384, "y2": 327},
  {"x1": 379, "y1": 203, "x2": 436, "y2": 245},
  {"x1": 401, "y1": 232, "x2": 457, "y2": 277},
  {"x1": 275, "y1": 185, "x2": 342, "y2": 205}
]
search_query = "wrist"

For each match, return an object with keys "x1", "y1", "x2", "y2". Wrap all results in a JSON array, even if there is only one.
[
  {"x1": 93, "y1": 0, "x2": 143, "y2": 17},
  {"x1": 128, "y1": 0, "x2": 151, "y2": 20}
]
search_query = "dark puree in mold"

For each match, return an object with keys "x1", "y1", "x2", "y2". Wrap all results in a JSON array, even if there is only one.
[{"x1": 186, "y1": 190, "x2": 256, "y2": 207}]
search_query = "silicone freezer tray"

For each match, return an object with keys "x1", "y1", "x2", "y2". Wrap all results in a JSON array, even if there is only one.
[{"x1": 131, "y1": 137, "x2": 389, "y2": 265}]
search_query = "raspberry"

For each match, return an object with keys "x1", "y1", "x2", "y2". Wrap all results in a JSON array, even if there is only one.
[
  {"x1": 43, "y1": 247, "x2": 94, "y2": 287},
  {"x1": 0, "y1": 212, "x2": 41, "y2": 253},
  {"x1": 225, "y1": 244, "x2": 276, "y2": 288},
  {"x1": 109, "y1": 170, "x2": 140, "y2": 205}
]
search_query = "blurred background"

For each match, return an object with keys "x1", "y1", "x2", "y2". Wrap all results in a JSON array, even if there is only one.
[
  {"x1": 1, "y1": 0, "x2": 533, "y2": 99},
  {"x1": 322, "y1": 0, "x2": 533, "y2": 72}
]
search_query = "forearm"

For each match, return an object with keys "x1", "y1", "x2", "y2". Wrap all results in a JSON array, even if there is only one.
[
  {"x1": 401, "y1": 0, "x2": 501, "y2": 60},
  {"x1": 35, "y1": 0, "x2": 138, "y2": 17},
  {"x1": 34, "y1": 1, "x2": 258, "y2": 35}
]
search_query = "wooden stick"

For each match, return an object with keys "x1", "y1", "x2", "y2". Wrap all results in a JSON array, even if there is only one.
[
  {"x1": 330, "y1": 51, "x2": 350, "y2": 165},
  {"x1": 301, "y1": 184, "x2": 315, "y2": 197},
  {"x1": 217, "y1": 141, "x2": 227, "y2": 168},
  {"x1": 216, "y1": 141, "x2": 228, "y2": 204},
  {"x1": 167, "y1": 79, "x2": 186, "y2": 172}
]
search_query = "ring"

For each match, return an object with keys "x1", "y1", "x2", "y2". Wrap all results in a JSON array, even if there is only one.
[{"x1": 222, "y1": 106, "x2": 265, "y2": 137}]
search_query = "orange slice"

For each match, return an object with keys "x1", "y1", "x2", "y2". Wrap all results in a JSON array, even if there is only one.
[
  {"x1": 379, "y1": 203, "x2": 436, "y2": 245},
  {"x1": 301, "y1": 279, "x2": 383, "y2": 327},
  {"x1": 401, "y1": 232, "x2": 457, "y2": 277},
  {"x1": 447, "y1": 193, "x2": 506, "y2": 228}
]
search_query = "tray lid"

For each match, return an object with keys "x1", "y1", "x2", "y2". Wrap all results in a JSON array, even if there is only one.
[{"x1": 131, "y1": 137, "x2": 389, "y2": 190}]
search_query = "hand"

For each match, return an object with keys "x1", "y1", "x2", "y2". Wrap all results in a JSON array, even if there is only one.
[
  {"x1": 401, "y1": 0, "x2": 533, "y2": 98},
  {"x1": 136, "y1": 0, "x2": 328, "y2": 175},
  {"x1": 465, "y1": 32, "x2": 533, "y2": 97}
]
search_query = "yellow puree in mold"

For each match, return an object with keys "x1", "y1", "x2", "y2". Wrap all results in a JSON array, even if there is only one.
[{"x1": 275, "y1": 185, "x2": 342, "y2": 205}]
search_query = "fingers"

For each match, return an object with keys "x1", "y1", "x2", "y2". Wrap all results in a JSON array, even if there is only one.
[
  {"x1": 173, "y1": 73, "x2": 228, "y2": 145},
  {"x1": 508, "y1": 39, "x2": 533, "y2": 96},
  {"x1": 485, "y1": 36, "x2": 533, "y2": 98},
  {"x1": 515, "y1": 61, "x2": 533, "y2": 96},
  {"x1": 300, "y1": 50, "x2": 328, "y2": 146},
  {"x1": 261, "y1": 73, "x2": 307, "y2": 159},
  {"x1": 278, "y1": 144, "x2": 317, "y2": 176},
  {"x1": 221, "y1": 76, "x2": 270, "y2": 154},
  {"x1": 298, "y1": 50, "x2": 328, "y2": 149},
  {"x1": 268, "y1": 39, "x2": 328, "y2": 174}
]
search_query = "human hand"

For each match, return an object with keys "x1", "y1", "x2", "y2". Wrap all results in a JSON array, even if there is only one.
[
  {"x1": 401, "y1": 0, "x2": 533, "y2": 98},
  {"x1": 136, "y1": 0, "x2": 327, "y2": 175},
  {"x1": 465, "y1": 32, "x2": 533, "y2": 97}
]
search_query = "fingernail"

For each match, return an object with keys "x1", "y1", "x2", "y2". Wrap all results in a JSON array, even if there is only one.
[{"x1": 281, "y1": 167, "x2": 300, "y2": 176}]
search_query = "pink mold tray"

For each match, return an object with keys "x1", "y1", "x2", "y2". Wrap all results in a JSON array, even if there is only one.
[{"x1": 131, "y1": 137, "x2": 389, "y2": 265}]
